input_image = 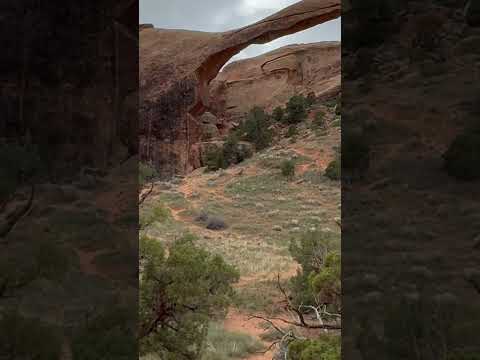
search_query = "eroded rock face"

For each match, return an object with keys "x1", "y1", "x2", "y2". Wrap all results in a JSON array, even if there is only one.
[
  {"x1": 139, "y1": 0, "x2": 340, "y2": 178},
  {"x1": 210, "y1": 42, "x2": 341, "y2": 125}
]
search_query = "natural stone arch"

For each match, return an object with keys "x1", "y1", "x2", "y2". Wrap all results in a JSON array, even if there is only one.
[{"x1": 139, "y1": 0, "x2": 341, "y2": 178}]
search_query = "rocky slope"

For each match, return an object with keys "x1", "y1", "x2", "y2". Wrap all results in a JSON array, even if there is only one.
[{"x1": 139, "y1": 0, "x2": 340, "y2": 178}]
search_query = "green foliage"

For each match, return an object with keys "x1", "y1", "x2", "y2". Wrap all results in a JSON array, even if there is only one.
[
  {"x1": 139, "y1": 235, "x2": 239, "y2": 359},
  {"x1": 289, "y1": 231, "x2": 340, "y2": 309},
  {"x1": 139, "y1": 162, "x2": 158, "y2": 186},
  {"x1": 273, "y1": 106, "x2": 285, "y2": 122},
  {"x1": 206, "y1": 133, "x2": 253, "y2": 171},
  {"x1": 286, "y1": 125, "x2": 299, "y2": 138},
  {"x1": 241, "y1": 107, "x2": 273, "y2": 150},
  {"x1": 286, "y1": 95, "x2": 309, "y2": 124},
  {"x1": 72, "y1": 307, "x2": 137, "y2": 360},
  {"x1": 443, "y1": 130, "x2": 480, "y2": 180},
  {"x1": 206, "y1": 147, "x2": 227, "y2": 171},
  {"x1": 309, "y1": 251, "x2": 341, "y2": 308},
  {"x1": 281, "y1": 159, "x2": 296, "y2": 179},
  {"x1": 325, "y1": 155, "x2": 341, "y2": 181},
  {"x1": 288, "y1": 336, "x2": 340, "y2": 360},
  {"x1": 0, "y1": 312, "x2": 62, "y2": 360}
]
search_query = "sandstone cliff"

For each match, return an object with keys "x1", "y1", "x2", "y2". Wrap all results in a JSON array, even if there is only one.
[
  {"x1": 209, "y1": 42, "x2": 340, "y2": 126},
  {"x1": 139, "y1": 0, "x2": 340, "y2": 178}
]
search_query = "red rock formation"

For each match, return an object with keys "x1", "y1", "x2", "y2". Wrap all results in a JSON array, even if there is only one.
[
  {"x1": 210, "y1": 42, "x2": 340, "y2": 126},
  {"x1": 139, "y1": 0, "x2": 341, "y2": 178}
]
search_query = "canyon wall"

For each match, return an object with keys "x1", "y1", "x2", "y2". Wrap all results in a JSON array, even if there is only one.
[{"x1": 210, "y1": 42, "x2": 340, "y2": 126}]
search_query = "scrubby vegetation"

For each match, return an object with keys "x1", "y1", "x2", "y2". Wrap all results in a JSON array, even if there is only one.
[
  {"x1": 239, "y1": 106, "x2": 273, "y2": 150},
  {"x1": 140, "y1": 91, "x2": 342, "y2": 359},
  {"x1": 281, "y1": 159, "x2": 296, "y2": 179},
  {"x1": 286, "y1": 95, "x2": 309, "y2": 124}
]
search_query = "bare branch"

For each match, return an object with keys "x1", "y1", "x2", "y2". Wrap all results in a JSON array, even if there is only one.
[{"x1": 139, "y1": 182, "x2": 154, "y2": 206}]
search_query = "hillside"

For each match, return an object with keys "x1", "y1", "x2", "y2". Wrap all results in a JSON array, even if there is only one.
[{"x1": 140, "y1": 97, "x2": 341, "y2": 360}]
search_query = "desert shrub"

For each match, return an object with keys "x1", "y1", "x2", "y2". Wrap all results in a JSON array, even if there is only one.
[
  {"x1": 325, "y1": 156, "x2": 341, "y2": 181},
  {"x1": 139, "y1": 162, "x2": 158, "y2": 185},
  {"x1": 206, "y1": 216, "x2": 227, "y2": 230},
  {"x1": 286, "y1": 125, "x2": 299, "y2": 138},
  {"x1": 139, "y1": 235, "x2": 239, "y2": 359},
  {"x1": 443, "y1": 131, "x2": 480, "y2": 180},
  {"x1": 281, "y1": 159, "x2": 296, "y2": 179},
  {"x1": 286, "y1": 95, "x2": 309, "y2": 124},
  {"x1": 288, "y1": 336, "x2": 340, "y2": 360},
  {"x1": 195, "y1": 209, "x2": 210, "y2": 223},
  {"x1": 222, "y1": 134, "x2": 240, "y2": 165},
  {"x1": 273, "y1": 106, "x2": 285, "y2": 122},
  {"x1": 206, "y1": 147, "x2": 227, "y2": 171},
  {"x1": 206, "y1": 133, "x2": 253, "y2": 171},
  {"x1": 241, "y1": 106, "x2": 273, "y2": 150}
]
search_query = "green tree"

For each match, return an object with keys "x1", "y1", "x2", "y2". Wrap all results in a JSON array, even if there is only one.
[
  {"x1": 139, "y1": 235, "x2": 239, "y2": 359},
  {"x1": 289, "y1": 230, "x2": 340, "y2": 310},
  {"x1": 242, "y1": 106, "x2": 273, "y2": 150},
  {"x1": 286, "y1": 95, "x2": 309, "y2": 124}
]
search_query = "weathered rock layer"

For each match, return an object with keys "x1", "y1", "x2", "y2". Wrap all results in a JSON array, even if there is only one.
[
  {"x1": 139, "y1": 0, "x2": 340, "y2": 178},
  {"x1": 210, "y1": 42, "x2": 340, "y2": 126}
]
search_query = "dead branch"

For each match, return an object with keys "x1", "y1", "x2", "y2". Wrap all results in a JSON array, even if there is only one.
[{"x1": 139, "y1": 182, "x2": 154, "y2": 206}]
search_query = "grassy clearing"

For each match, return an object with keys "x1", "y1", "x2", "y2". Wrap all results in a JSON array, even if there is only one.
[
  {"x1": 201, "y1": 322, "x2": 263, "y2": 360},
  {"x1": 233, "y1": 279, "x2": 287, "y2": 315}
]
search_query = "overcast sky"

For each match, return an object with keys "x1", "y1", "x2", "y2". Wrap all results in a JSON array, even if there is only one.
[{"x1": 140, "y1": 0, "x2": 340, "y2": 63}]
